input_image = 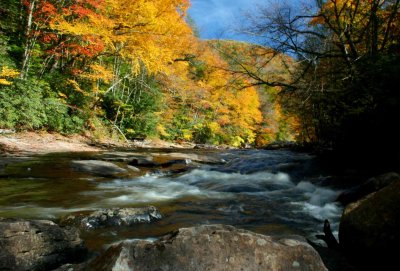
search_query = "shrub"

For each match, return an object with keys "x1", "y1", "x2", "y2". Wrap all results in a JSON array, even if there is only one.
[
  {"x1": 0, "y1": 78, "x2": 87, "y2": 133},
  {"x1": 44, "y1": 98, "x2": 86, "y2": 134},
  {"x1": 0, "y1": 79, "x2": 48, "y2": 129}
]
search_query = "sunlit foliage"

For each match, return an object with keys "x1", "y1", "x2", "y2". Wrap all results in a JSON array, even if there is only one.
[{"x1": 0, "y1": 0, "x2": 295, "y2": 147}]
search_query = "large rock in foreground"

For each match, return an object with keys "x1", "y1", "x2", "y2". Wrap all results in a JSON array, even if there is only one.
[
  {"x1": 90, "y1": 224, "x2": 327, "y2": 271},
  {"x1": 0, "y1": 218, "x2": 86, "y2": 271},
  {"x1": 60, "y1": 206, "x2": 162, "y2": 230},
  {"x1": 339, "y1": 179, "x2": 400, "y2": 269}
]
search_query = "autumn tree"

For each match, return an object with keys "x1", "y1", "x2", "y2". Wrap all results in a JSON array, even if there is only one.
[
  {"x1": 246, "y1": 0, "x2": 400, "y2": 167},
  {"x1": 208, "y1": 40, "x2": 300, "y2": 145},
  {"x1": 156, "y1": 39, "x2": 265, "y2": 146},
  {"x1": 43, "y1": 0, "x2": 194, "y2": 137}
]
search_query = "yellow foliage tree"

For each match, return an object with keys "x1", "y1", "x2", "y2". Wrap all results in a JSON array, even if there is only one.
[
  {"x1": 53, "y1": 0, "x2": 193, "y2": 75},
  {"x1": 158, "y1": 39, "x2": 264, "y2": 145},
  {"x1": 0, "y1": 66, "x2": 20, "y2": 85}
]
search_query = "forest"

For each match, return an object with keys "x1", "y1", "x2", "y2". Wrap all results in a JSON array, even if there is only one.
[
  {"x1": 1, "y1": 0, "x2": 399, "y2": 164},
  {"x1": 0, "y1": 0, "x2": 299, "y2": 148}
]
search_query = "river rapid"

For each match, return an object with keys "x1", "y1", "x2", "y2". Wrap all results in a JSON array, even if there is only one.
[{"x1": 0, "y1": 148, "x2": 345, "y2": 252}]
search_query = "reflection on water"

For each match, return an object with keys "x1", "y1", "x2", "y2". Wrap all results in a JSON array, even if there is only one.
[{"x1": 0, "y1": 149, "x2": 344, "y2": 251}]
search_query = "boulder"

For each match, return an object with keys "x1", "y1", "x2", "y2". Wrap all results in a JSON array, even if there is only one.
[
  {"x1": 339, "y1": 180, "x2": 400, "y2": 269},
  {"x1": 0, "y1": 218, "x2": 86, "y2": 271},
  {"x1": 60, "y1": 206, "x2": 162, "y2": 230},
  {"x1": 70, "y1": 160, "x2": 127, "y2": 177},
  {"x1": 337, "y1": 172, "x2": 399, "y2": 205},
  {"x1": 90, "y1": 224, "x2": 327, "y2": 271}
]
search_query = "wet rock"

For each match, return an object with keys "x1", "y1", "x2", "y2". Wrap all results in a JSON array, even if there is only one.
[
  {"x1": 128, "y1": 156, "x2": 159, "y2": 167},
  {"x1": 52, "y1": 263, "x2": 86, "y2": 271},
  {"x1": 90, "y1": 224, "x2": 327, "y2": 271},
  {"x1": 127, "y1": 165, "x2": 140, "y2": 172},
  {"x1": 101, "y1": 153, "x2": 150, "y2": 163},
  {"x1": 337, "y1": 172, "x2": 399, "y2": 205},
  {"x1": 102, "y1": 151, "x2": 225, "y2": 166},
  {"x1": 194, "y1": 144, "x2": 220, "y2": 149},
  {"x1": 60, "y1": 206, "x2": 162, "y2": 230},
  {"x1": 339, "y1": 180, "x2": 400, "y2": 270},
  {"x1": 155, "y1": 152, "x2": 226, "y2": 164},
  {"x1": 70, "y1": 160, "x2": 127, "y2": 177},
  {"x1": 264, "y1": 141, "x2": 297, "y2": 150},
  {"x1": 128, "y1": 157, "x2": 190, "y2": 168},
  {"x1": 0, "y1": 218, "x2": 86, "y2": 271}
]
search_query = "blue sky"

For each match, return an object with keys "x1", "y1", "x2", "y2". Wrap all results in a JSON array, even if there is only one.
[
  {"x1": 188, "y1": 0, "x2": 263, "y2": 41},
  {"x1": 188, "y1": 0, "x2": 302, "y2": 42}
]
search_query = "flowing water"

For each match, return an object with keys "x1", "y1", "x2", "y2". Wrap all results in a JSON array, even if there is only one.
[{"x1": 0, "y1": 149, "x2": 345, "y2": 251}]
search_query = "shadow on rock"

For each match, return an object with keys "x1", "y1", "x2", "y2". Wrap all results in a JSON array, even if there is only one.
[{"x1": 0, "y1": 218, "x2": 87, "y2": 271}]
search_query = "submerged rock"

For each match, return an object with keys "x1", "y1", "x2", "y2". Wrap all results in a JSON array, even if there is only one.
[
  {"x1": 90, "y1": 224, "x2": 327, "y2": 271},
  {"x1": 339, "y1": 180, "x2": 400, "y2": 270},
  {"x1": 70, "y1": 160, "x2": 127, "y2": 177},
  {"x1": 60, "y1": 206, "x2": 162, "y2": 230},
  {"x1": 0, "y1": 218, "x2": 86, "y2": 271}
]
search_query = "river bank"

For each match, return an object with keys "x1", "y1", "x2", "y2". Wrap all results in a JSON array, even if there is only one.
[
  {"x1": 0, "y1": 131, "x2": 199, "y2": 155},
  {"x1": 0, "y1": 132, "x2": 102, "y2": 155}
]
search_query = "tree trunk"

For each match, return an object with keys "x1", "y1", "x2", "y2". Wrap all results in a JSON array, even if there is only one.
[{"x1": 20, "y1": 0, "x2": 36, "y2": 79}]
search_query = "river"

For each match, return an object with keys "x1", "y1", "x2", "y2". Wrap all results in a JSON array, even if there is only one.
[{"x1": 0, "y1": 148, "x2": 345, "y2": 252}]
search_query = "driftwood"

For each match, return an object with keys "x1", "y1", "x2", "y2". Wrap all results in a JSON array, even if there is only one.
[{"x1": 316, "y1": 219, "x2": 340, "y2": 250}]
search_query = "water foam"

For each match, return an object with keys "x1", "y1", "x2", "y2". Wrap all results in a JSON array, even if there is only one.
[
  {"x1": 293, "y1": 181, "x2": 343, "y2": 222},
  {"x1": 178, "y1": 169, "x2": 293, "y2": 191},
  {"x1": 92, "y1": 172, "x2": 232, "y2": 205},
  {"x1": 0, "y1": 205, "x2": 91, "y2": 219}
]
